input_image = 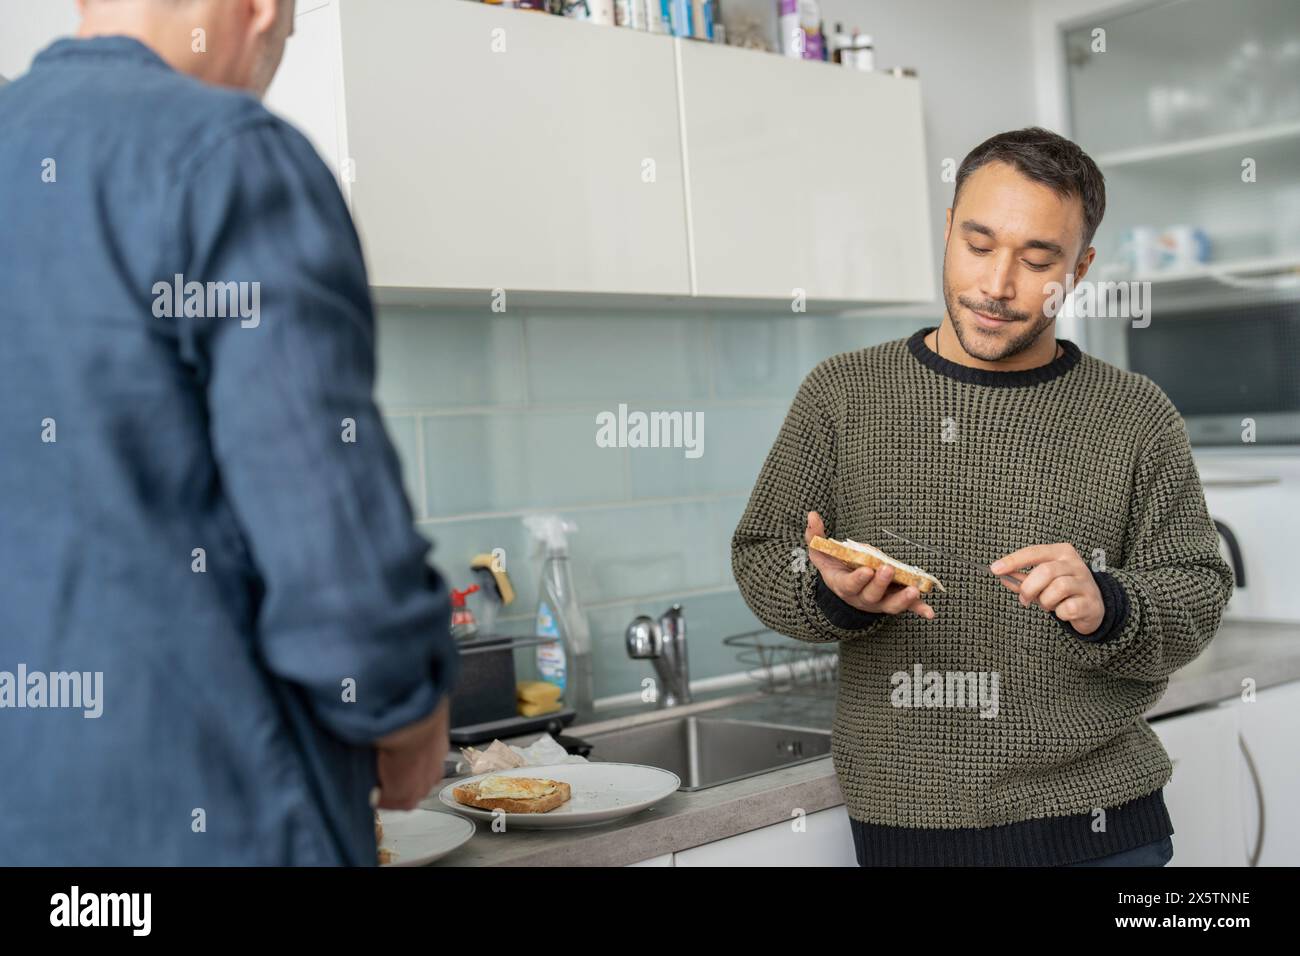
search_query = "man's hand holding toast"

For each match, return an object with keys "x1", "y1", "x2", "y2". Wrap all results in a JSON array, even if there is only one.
[{"x1": 805, "y1": 511, "x2": 937, "y2": 621}]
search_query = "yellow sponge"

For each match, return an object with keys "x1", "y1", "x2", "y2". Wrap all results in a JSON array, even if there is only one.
[
  {"x1": 517, "y1": 680, "x2": 563, "y2": 705},
  {"x1": 518, "y1": 699, "x2": 563, "y2": 718}
]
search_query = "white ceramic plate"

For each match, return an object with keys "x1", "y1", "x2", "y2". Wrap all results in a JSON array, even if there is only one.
[
  {"x1": 377, "y1": 807, "x2": 475, "y2": 866},
  {"x1": 437, "y1": 762, "x2": 681, "y2": 829}
]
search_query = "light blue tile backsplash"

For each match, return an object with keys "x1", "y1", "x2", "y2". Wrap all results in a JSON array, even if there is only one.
[
  {"x1": 421, "y1": 409, "x2": 627, "y2": 517},
  {"x1": 525, "y1": 314, "x2": 714, "y2": 404},
  {"x1": 376, "y1": 307, "x2": 927, "y2": 700}
]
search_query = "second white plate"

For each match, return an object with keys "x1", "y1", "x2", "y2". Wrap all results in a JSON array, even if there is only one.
[{"x1": 378, "y1": 808, "x2": 476, "y2": 866}]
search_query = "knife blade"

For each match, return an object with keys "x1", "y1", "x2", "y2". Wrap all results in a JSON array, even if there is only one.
[{"x1": 879, "y1": 528, "x2": 1025, "y2": 590}]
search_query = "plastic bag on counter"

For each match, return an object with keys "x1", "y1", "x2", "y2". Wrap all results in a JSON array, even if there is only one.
[{"x1": 458, "y1": 733, "x2": 588, "y2": 776}]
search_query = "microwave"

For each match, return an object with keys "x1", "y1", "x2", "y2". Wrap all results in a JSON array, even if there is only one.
[{"x1": 1124, "y1": 301, "x2": 1300, "y2": 446}]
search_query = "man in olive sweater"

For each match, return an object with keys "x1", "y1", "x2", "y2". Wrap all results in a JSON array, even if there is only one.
[{"x1": 732, "y1": 128, "x2": 1234, "y2": 867}]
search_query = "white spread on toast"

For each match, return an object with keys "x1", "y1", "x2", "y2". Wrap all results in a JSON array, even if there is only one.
[
  {"x1": 477, "y1": 775, "x2": 558, "y2": 800},
  {"x1": 840, "y1": 539, "x2": 929, "y2": 575},
  {"x1": 837, "y1": 538, "x2": 944, "y2": 590}
]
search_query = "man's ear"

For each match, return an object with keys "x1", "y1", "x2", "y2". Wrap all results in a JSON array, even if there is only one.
[
  {"x1": 247, "y1": 0, "x2": 281, "y2": 36},
  {"x1": 1074, "y1": 246, "x2": 1096, "y2": 283},
  {"x1": 943, "y1": 207, "x2": 952, "y2": 245}
]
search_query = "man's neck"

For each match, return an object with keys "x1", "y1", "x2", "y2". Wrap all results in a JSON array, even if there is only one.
[
  {"x1": 77, "y1": 11, "x2": 227, "y2": 89},
  {"x1": 926, "y1": 318, "x2": 1062, "y2": 371}
]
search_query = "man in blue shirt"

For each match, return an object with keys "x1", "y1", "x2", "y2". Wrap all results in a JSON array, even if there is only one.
[{"x1": 0, "y1": 0, "x2": 459, "y2": 864}]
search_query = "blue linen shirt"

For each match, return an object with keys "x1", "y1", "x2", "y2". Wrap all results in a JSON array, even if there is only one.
[{"x1": 0, "y1": 36, "x2": 459, "y2": 865}]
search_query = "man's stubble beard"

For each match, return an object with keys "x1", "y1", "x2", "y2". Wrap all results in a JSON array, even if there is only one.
[{"x1": 940, "y1": 259, "x2": 1055, "y2": 363}]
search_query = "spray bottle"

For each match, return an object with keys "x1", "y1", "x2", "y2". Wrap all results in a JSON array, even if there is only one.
[{"x1": 522, "y1": 514, "x2": 594, "y2": 717}]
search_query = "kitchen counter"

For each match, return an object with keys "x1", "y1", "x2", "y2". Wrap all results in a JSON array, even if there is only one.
[
  {"x1": 422, "y1": 619, "x2": 1300, "y2": 866},
  {"x1": 1144, "y1": 619, "x2": 1300, "y2": 717}
]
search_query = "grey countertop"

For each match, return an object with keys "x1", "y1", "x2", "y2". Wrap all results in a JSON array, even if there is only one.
[{"x1": 422, "y1": 618, "x2": 1300, "y2": 867}]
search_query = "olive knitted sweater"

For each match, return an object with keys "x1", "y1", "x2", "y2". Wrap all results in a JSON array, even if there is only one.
[{"x1": 731, "y1": 326, "x2": 1234, "y2": 866}]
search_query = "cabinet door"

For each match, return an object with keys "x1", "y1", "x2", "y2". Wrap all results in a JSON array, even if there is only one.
[
  {"x1": 626, "y1": 852, "x2": 674, "y2": 867},
  {"x1": 264, "y1": 0, "x2": 346, "y2": 187},
  {"x1": 1231, "y1": 681, "x2": 1300, "y2": 866},
  {"x1": 1150, "y1": 706, "x2": 1245, "y2": 866},
  {"x1": 677, "y1": 41, "x2": 934, "y2": 303},
  {"x1": 336, "y1": 0, "x2": 691, "y2": 296},
  {"x1": 673, "y1": 805, "x2": 858, "y2": 866}
]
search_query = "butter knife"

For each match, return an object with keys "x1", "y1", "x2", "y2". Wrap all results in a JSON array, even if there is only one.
[{"x1": 879, "y1": 527, "x2": 1025, "y2": 590}]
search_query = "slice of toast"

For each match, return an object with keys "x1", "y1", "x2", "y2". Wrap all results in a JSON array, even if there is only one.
[
  {"x1": 808, "y1": 536, "x2": 946, "y2": 593},
  {"x1": 452, "y1": 777, "x2": 572, "y2": 814}
]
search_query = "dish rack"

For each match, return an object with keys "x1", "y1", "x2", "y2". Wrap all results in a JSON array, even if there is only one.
[{"x1": 723, "y1": 629, "x2": 839, "y2": 696}]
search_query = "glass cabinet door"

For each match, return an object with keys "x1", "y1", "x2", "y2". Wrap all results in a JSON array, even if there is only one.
[
  {"x1": 1066, "y1": 0, "x2": 1300, "y2": 154},
  {"x1": 1063, "y1": 0, "x2": 1300, "y2": 284}
]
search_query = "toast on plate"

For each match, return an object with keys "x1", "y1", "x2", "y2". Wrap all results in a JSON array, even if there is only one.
[{"x1": 452, "y1": 775, "x2": 572, "y2": 813}]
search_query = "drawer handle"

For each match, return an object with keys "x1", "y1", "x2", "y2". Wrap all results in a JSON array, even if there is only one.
[{"x1": 1239, "y1": 733, "x2": 1265, "y2": 868}]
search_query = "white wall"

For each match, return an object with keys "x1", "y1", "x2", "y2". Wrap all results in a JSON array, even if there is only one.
[
  {"x1": 0, "y1": 0, "x2": 79, "y2": 81},
  {"x1": 817, "y1": 0, "x2": 1037, "y2": 310}
]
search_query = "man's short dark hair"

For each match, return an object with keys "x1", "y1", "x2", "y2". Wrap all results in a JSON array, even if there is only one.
[{"x1": 954, "y1": 127, "x2": 1106, "y2": 257}]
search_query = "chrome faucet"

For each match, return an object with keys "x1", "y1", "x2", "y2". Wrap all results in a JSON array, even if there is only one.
[{"x1": 625, "y1": 604, "x2": 691, "y2": 708}]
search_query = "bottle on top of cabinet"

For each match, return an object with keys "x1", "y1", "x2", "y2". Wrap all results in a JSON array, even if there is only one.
[
  {"x1": 778, "y1": 0, "x2": 800, "y2": 56},
  {"x1": 569, "y1": 0, "x2": 617, "y2": 25},
  {"x1": 827, "y1": 21, "x2": 849, "y2": 63},
  {"x1": 841, "y1": 31, "x2": 875, "y2": 71},
  {"x1": 797, "y1": 0, "x2": 823, "y2": 60}
]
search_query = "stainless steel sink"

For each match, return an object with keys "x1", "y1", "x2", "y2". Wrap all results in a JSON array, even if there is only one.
[{"x1": 579, "y1": 716, "x2": 832, "y2": 791}]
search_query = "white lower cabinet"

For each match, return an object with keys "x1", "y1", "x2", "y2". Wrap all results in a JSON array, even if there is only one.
[
  {"x1": 1153, "y1": 681, "x2": 1300, "y2": 868},
  {"x1": 671, "y1": 805, "x2": 857, "y2": 867},
  {"x1": 627, "y1": 682, "x2": 1300, "y2": 868},
  {"x1": 1221, "y1": 680, "x2": 1300, "y2": 866},
  {"x1": 1150, "y1": 704, "x2": 1247, "y2": 866}
]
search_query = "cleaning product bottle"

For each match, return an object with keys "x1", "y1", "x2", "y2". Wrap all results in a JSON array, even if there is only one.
[
  {"x1": 523, "y1": 514, "x2": 594, "y2": 717},
  {"x1": 778, "y1": 0, "x2": 801, "y2": 56},
  {"x1": 798, "y1": 0, "x2": 824, "y2": 60},
  {"x1": 449, "y1": 584, "x2": 481, "y2": 641}
]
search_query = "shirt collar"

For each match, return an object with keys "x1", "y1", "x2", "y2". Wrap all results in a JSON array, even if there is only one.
[
  {"x1": 907, "y1": 326, "x2": 1082, "y2": 388},
  {"x1": 33, "y1": 35, "x2": 174, "y2": 73}
]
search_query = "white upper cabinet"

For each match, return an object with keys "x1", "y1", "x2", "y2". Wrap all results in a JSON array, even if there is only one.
[
  {"x1": 266, "y1": 1, "x2": 345, "y2": 177},
  {"x1": 270, "y1": 0, "x2": 691, "y2": 296},
  {"x1": 677, "y1": 40, "x2": 934, "y2": 304},
  {"x1": 266, "y1": 0, "x2": 934, "y2": 306}
]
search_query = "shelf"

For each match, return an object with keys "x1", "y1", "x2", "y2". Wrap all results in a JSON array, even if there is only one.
[
  {"x1": 1091, "y1": 253, "x2": 1300, "y2": 309},
  {"x1": 1130, "y1": 254, "x2": 1300, "y2": 291},
  {"x1": 1094, "y1": 119, "x2": 1300, "y2": 169}
]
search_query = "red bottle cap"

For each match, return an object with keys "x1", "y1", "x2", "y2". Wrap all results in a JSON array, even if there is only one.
[{"x1": 450, "y1": 584, "x2": 481, "y2": 608}]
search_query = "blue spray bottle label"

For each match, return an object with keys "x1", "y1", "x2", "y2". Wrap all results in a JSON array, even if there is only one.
[{"x1": 536, "y1": 599, "x2": 567, "y2": 691}]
